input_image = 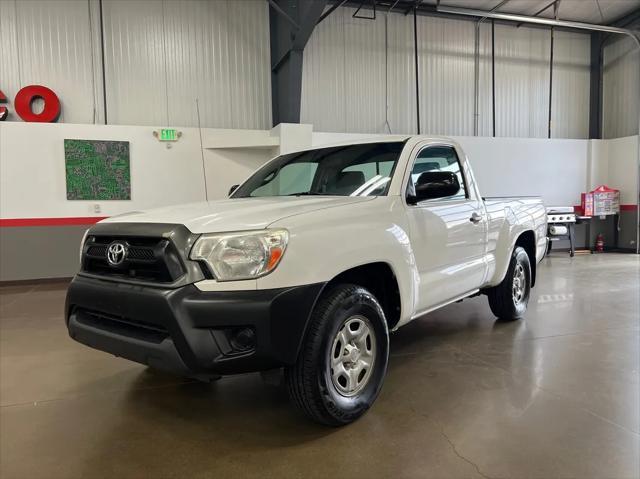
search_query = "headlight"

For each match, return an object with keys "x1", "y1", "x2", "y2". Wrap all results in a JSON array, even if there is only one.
[{"x1": 190, "y1": 229, "x2": 288, "y2": 281}]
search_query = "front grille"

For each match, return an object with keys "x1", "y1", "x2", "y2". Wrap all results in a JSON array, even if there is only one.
[
  {"x1": 127, "y1": 247, "x2": 155, "y2": 261},
  {"x1": 86, "y1": 244, "x2": 108, "y2": 257},
  {"x1": 86, "y1": 243, "x2": 155, "y2": 261},
  {"x1": 81, "y1": 235, "x2": 186, "y2": 283},
  {"x1": 75, "y1": 308, "x2": 169, "y2": 343}
]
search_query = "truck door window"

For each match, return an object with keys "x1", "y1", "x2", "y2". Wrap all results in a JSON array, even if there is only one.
[{"x1": 408, "y1": 146, "x2": 467, "y2": 200}]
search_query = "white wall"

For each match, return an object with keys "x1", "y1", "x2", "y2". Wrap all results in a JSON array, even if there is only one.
[
  {"x1": 301, "y1": 8, "x2": 591, "y2": 139},
  {"x1": 1, "y1": 121, "x2": 637, "y2": 222},
  {"x1": 0, "y1": 122, "x2": 283, "y2": 220},
  {"x1": 0, "y1": 122, "x2": 207, "y2": 219},
  {"x1": 0, "y1": 0, "x2": 271, "y2": 130},
  {"x1": 311, "y1": 131, "x2": 394, "y2": 147},
  {"x1": 603, "y1": 136, "x2": 639, "y2": 207},
  {"x1": 311, "y1": 131, "x2": 639, "y2": 211},
  {"x1": 312, "y1": 132, "x2": 589, "y2": 206},
  {"x1": 203, "y1": 148, "x2": 277, "y2": 201},
  {"x1": 454, "y1": 137, "x2": 588, "y2": 206}
]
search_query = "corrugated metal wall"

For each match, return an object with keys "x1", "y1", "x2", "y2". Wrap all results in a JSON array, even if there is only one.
[
  {"x1": 300, "y1": 8, "x2": 348, "y2": 133},
  {"x1": 386, "y1": 13, "x2": 418, "y2": 135},
  {"x1": 101, "y1": 0, "x2": 168, "y2": 126},
  {"x1": 603, "y1": 34, "x2": 640, "y2": 139},
  {"x1": 493, "y1": 24, "x2": 550, "y2": 138},
  {"x1": 0, "y1": 0, "x2": 97, "y2": 124},
  {"x1": 301, "y1": 7, "x2": 389, "y2": 134},
  {"x1": 0, "y1": 0, "x2": 271, "y2": 129},
  {"x1": 301, "y1": 7, "x2": 416, "y2": 135},
  {"x1": 102, "y1": 0, "x2": 271, "y2": 129},
  {"x1": 301, "y1": 8, "x2": 591, "y2": 139},
  {"x1": 477, "y1": 22, "x2": 494, "y2": 137},
  {"x1": 417, "y1": 16, "x2": 476, "y2": 136},
  {"x1": 0, "y1": 2, "x2": 609, "y2": 138},
  {"x1": 551, "y1": 31, "x2": 591, "y2": 139}
]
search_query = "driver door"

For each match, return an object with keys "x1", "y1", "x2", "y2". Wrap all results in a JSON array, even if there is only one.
[{"x1": 405, "y1": 143, "x2": 488, "y2": 314}]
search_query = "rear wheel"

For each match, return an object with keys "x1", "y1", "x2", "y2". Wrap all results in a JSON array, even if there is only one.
[
  {"x1": 285, "y1": 284, "x2": 389, "y2": 426},
  {"x1": 487, "y1": 246, "x2": 531, "y2": 321}
]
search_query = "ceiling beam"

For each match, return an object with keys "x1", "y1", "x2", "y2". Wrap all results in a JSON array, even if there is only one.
[
  {"x1": 267, "y1": 0, "x2": 300, "y2": 30},
  {"x1": 436, "y1": 5, "x2": 640, "y2": 42},
  {"x1": 609, "y1": 7, "x2": 640, "y2": 28},
  {"x1": 516, "y1": 0, "x2": 559, "y2": 28},
  {"x1": 318, "y1": 0, "x2": 349, "y2": 24}
]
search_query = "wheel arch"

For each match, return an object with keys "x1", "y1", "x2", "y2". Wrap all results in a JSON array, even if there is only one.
[
  {"x1": 324, "y1": 262, "x2": 402, "y2": 330},
  {"x1": 515, "y1": 230, "x2": 537, "y2": 287}
]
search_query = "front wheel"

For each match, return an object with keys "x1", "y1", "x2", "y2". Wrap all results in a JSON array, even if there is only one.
[
  {"x1": 285, "y1": 284, "x2": 389, "y2": 426},
  {"x1": 487, "y1": 246, "x2": 531, "y2": 321}
]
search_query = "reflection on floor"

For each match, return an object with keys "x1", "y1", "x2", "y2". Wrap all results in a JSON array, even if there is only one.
[{"x1": 1, "y1": 254, "x2": 638, "y2": 478}]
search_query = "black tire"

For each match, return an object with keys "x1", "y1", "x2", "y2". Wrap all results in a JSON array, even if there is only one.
[
  {"x1": 487, "y1": 246, "x2": 531, "y2": 321},
  {"x1": 285, "y1": 284, "x2": 389, "y2": 426}
]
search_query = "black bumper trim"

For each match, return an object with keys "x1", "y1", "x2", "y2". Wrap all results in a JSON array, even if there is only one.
[
  {"x1": 65, "y1": 276, "x2": 325, "y2": 376},
  {"x1": 68, "y1": 312, "x2": 193, "y2": 377}
]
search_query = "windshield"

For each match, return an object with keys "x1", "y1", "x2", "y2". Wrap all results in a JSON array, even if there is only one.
[{"x1": 232, "y1": 142, "x2": 406, "y2": 198}]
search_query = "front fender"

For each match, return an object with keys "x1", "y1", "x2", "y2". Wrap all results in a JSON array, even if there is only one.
[{"x1": 259, "y1": 198, "x2": 418, "y2": 325}]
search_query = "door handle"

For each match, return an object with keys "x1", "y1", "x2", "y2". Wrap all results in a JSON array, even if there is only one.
[{"x1": 470, "y1": 212, "x2": 483, "y2": 223}]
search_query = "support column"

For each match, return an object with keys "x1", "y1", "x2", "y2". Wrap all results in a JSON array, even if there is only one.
[
  {"x1": 589, "y1": 32, "x2": 603, "y2": 139},
  {"x1": 269, "y1": 0, "x2": 328, "y2": 126}
]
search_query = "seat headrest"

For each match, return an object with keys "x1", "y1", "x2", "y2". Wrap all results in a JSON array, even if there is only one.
[
  {"x1": 326, "y1": 170, "x2": 366, "y2": 195},
  {"x1": 337, "y1": 171, "x2": 365, "y2": 188}
]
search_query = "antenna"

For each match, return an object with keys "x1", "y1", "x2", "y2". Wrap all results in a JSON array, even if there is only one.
[{"x1": 196, "y1": 98, "x2": 209, "y2": 201}]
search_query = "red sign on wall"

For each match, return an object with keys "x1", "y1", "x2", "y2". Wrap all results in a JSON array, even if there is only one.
[
  {"x1": 0, "y1": 85, "x2": 61, "y2": 122},
  {"x1": 0, "y1": 90, "x2": 7, "y2": 121}
]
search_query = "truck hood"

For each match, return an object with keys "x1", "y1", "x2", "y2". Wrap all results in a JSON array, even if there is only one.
[{"x1": 101, "y1": 196, "x2": 375, "y2": 234}]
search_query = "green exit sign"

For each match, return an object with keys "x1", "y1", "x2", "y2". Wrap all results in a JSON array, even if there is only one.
[{"x1": 159, "y1": 129, "x2": 179, "y2": 141}]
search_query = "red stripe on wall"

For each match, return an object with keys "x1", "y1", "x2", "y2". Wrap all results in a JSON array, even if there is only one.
[{"x1": 0, "y1": 217, "x2": 108, "y2": 227}]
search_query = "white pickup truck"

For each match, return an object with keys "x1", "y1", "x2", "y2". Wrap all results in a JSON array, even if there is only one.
[{"x1": 66, "y1": 136, "x2": 547, "y2": 426}]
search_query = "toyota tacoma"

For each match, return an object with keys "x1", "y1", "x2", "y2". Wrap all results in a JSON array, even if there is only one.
[{"x1": 66, "y1": 136, "x2": 547, "y2": 426}]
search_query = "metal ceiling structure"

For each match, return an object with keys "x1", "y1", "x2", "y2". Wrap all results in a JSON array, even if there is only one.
[
  {"x1": 423, "y1": 0, "x2": 639, "y2": 24},
  {"x1": 268, "y1": 0, "x2": 640, "y2": 252},
  {"x1": 328, "y1": 0, "x2": 640, "y2": 25}
]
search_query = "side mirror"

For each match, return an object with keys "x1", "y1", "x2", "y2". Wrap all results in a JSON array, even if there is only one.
[
  {"x1": 408, "y1": 171, "x2": 460, "y2": 204},
  {"x1": 228, "y1": 184, "x2": 239, "y2": 197}
]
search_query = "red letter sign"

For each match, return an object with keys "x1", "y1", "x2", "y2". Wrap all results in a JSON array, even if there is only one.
[
  {"x1": 14, "y1": 85, "x2": 61, "y2": 122},
  {"x1": 0, "y1": 90, "x2": 7, "y2": 121}
]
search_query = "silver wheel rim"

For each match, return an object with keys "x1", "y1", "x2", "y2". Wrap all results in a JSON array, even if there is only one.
[
  {"x1": 512, "y1": 262, "x2": 526, "y2": 305},
  {"x1": 329, "y1": 316, "x2": 377, "y2": 397}
]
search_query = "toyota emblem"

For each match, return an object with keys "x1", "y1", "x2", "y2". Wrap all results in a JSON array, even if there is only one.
[{"x1": 106, "y1": 242, "x2": 127, "y2": 266}]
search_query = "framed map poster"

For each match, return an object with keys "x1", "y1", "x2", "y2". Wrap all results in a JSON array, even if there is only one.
[{"x1": 64, "y1": 139, "x2": 131, "y2": 200}]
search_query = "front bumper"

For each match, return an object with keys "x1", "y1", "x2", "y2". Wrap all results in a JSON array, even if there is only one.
[{"x1": 65, "y1": 275, "x2": 325, "y2": 378}]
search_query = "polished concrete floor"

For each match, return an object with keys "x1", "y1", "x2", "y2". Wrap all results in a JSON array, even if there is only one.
[{"x1": 1, "y1": 254, "x2": 638, "y2": 479}]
